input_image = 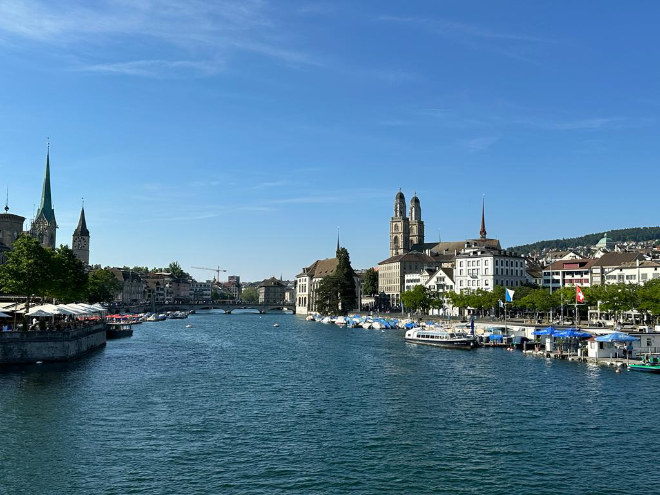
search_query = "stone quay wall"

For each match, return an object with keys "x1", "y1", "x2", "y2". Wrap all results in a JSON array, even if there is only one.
[{"x1": 0, "y1": 324, "x2": 107, "y2": 364}]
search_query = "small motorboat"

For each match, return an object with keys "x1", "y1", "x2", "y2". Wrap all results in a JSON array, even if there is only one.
[
  {"x1": 273, "y1": 323, "x2": 279, "y2": 327},
  {"x1": 629, "y1": 355, "x2": 660, "y2": 373}
]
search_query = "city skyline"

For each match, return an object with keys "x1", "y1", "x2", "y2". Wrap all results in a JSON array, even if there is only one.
[{"x1": 1, "y1": 1, "x2": 660, "y2": 281}]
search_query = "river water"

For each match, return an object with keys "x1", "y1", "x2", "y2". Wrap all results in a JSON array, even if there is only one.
[{"x1": 1, "y1": 311, "x2": 658, "y2": 494}]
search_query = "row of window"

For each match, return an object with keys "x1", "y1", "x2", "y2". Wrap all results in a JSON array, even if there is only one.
[{"x1": 458, "y1": 258, "x2": 524, "y2": 268}]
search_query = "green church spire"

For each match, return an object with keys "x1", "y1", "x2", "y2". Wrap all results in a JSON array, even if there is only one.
[{"x1": 35, "y1": 141, "x2": 56, "y2": 225}]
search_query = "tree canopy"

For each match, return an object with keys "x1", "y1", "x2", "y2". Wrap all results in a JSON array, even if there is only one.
[
  {"x1": 314, "y1": 247, "x2": 357, "y2": 315},
  {"x1": 87, "y1": 268, "x2": 121, "y2": 303},
  {"x1": 362, "y1": 268, "x2": 378, "y2": 296},
  {"x1": 242, "y1": 286, "x2": 259, "y2": 303},
  {"x1": 0, "y1": 235, "x2": 51, "y2": 315}
]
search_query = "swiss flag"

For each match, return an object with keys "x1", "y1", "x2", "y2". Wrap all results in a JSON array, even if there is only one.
[{"x1": 576, "y1": 285, "x2": 585, "y2": 303}]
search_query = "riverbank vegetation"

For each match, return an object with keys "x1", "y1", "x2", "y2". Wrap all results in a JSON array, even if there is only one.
[{"x1": 400, "y1": 282, "x2": 660, "y2": 323}]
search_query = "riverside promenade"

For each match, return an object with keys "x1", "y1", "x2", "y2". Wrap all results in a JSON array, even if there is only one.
[{"x1": 0, "y1": 323, "x2": 107, "y2": 365}]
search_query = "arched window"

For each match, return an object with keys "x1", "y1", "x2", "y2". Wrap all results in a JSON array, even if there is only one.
[{"x1": 393, "y1": 236, "x2": 399, "y2": 250}]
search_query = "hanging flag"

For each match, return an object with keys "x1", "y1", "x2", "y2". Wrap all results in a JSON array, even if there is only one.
[
  {"x1": 498, "y1": 300, "x2": 504, "y2": 308},
  {"x1": 576, "y1": 285, "x2": 585, "y2": 303},
  {"x1": 505, "y1": 288, "x2": 514, "y2": 302}
]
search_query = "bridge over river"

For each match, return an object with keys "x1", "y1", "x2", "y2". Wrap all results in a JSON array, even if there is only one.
[
  {"x1": 193, "y1": 303, "x2": 295, "y2": 314},
  {"x1": 114, "y1": 302, "x2": 296, "y2": 314}
]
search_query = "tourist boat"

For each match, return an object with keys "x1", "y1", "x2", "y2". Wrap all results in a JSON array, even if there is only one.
[
  {"x1": 405, "y1": 327, "x2": 479, "y2": 349},
  {"x1": 106, "y1": 322, "x2": 133, "y2": 339},
  {"x1": 629, "y1": 355, "x2": 660, "y2": 373}
]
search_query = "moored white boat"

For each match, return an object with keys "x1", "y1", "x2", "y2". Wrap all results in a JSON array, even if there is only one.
[{"x1": 405, "y1": 327, "x2": 478, "y2": 349}]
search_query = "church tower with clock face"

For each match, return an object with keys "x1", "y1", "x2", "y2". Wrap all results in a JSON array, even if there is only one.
[
  {"x1": 72, "y1": 205, "x2": 90, "y2": 265},
  {"x1": 30, "y1": 145, "x2": 57, "y2": 249}
]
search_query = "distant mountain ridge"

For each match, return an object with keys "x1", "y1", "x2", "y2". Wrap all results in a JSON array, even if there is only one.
[{"x1": 508, "y1": 227, "x2": 660, "y2": 254}]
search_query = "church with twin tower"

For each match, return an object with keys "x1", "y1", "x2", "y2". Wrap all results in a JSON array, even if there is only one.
[{"x1": 389, "y1": 190, "x2": 425, "y2": 257}]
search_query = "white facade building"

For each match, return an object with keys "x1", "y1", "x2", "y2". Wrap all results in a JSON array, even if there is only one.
[
  {"x1": 295, "y1": 257, "x2": 361, "y2": 315},
  {"x1": 454, "y1": 240, "x2": 526, "y2": 292}
]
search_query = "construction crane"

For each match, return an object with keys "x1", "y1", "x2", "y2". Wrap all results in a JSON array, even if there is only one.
[{"x1": 191, "y1": 266, "x2": 227, "y2": 282}]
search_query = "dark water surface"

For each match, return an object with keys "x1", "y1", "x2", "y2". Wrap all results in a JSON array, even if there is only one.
[{"x1": 1, "y1": 311, "x2": 659, "y2": 494}]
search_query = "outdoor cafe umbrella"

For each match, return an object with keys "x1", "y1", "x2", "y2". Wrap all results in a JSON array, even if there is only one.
[
  {"x1": 594, "y1": 332, "x2": 639, "y2": 343},
  {"x1": 555, "y1": 328, "x2": 592, "y2": 339},
  {"x1": 595, "y1": 331, "x2": 639, "y2": 363},
  {"x1": 554, "y1": 328, "x2": 592, "y2": 357},
  {"x1": 533, "y1": 326, "x2": 557, "y2": 336},
  {"x1": 26, "y1": 309, "x2": 54, "y2": 317}
]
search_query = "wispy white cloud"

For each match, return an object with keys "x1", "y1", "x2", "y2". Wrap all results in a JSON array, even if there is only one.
[
  {"x1": 379, "y1": 15, "x2": 554, "y2": 44},
  {"x1": 251, "y1": 180, "x2": 290, "y2": 190},
  {"x1": 79, "y1": 59, "x2": 225, "y2": 77},
  {"x1": 461, "y1": 136, "x2": 500, "y2": 152},
  {"x1": 379, "y1": 15, "x2": 554, "y2": 64},
  {"x1": 0, "y1": 0, "x2": 314, "y2": 75}
]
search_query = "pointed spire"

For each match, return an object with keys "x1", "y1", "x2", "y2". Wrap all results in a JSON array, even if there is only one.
[
  {"x1": 74, "y1": 204, "x2": 89, "y2": 237},
  {"x1": 336, "y1": 226, "x2": 340, "y2": 254},
  {"x1": 479, "y1": 196, "x2": 487, "y2": 239},
  {"x1": 4, "y1": 187, "x2": 8, "y2": 213},
  {"x1": 35, "y1": 140, "x2": 56, "y2": 225}
]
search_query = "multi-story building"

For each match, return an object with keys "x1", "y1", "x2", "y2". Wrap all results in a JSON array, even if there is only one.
[
  {"x1": 190, "y1": 280, "x2": 212, "y2": 303},
  {"x1": 426, "y1": 267, "x2": 455, "y2": 293},
  {"x1": 452, "y1": 203, "x2": 526, "y2": 292},
  {"x1": 542, "y1": 259, "x2": 595, "y2": 290},
  {"x1": 224, "y1": 275, "x2": 242, "y2": 301},
  {"x1": 170, "y1": 279, "x2": 191, "y2": 304},
  {"x1": 602, "y1": 260, "x2": 660, "y2": 285},
  {"x1": 258, "y1": 277, "x2": 287, "y2": 304},
  {"x1": 295, "y1": 257, "x2": 361, "y2": 315},
  {"x1": 454, "y1": 240, "x2": 526, "y2": 292},
  {"x1": 589, "y1": 252, "x2": 644, "y2": 285},
  {"x1": 110, "y1": 268, "x2": 145, "y2": 304},
  {"x1": 378, "y1": 251, "x2": 441, "y2": 306}
]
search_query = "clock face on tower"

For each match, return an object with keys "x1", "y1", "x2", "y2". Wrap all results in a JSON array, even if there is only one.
[{"x1": 73, "y1": 237, "x2": 87, "y2": 250}]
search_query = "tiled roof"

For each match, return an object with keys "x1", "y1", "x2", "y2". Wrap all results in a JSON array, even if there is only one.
[
  {"x1": 544, "y1": 259, "x2": 596, "y2": 271},
  {"x1": 260, "y1": 277, "x2": 286, "y2": 287},
  {"x1": 379, "y1": 251, "x2": 437, "y2": 265},
  {"x1": 297, "y1": 257, "x2": 339, "y2": 278},
  {"x1": 591, "y1": 252, "x2": 644, "y2": 267}
]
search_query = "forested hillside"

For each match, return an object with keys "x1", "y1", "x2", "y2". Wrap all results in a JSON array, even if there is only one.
[{"x1": 509, "y1": 227, "x2": 660, "y2": 254}]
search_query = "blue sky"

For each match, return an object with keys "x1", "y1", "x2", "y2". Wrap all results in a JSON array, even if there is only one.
[{"x1": 1, "y1": 1, "x2": 659, "y2": 281}]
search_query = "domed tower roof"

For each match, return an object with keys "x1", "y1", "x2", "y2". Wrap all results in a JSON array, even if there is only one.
[
  {"x1": 394, "y1": 189, "x2": 406, "y2": 218},
  {"x1": 409, "y1": 193, "x2": 421, "y2": 221}
]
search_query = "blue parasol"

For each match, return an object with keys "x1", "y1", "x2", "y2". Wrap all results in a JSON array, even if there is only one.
[
  {"x1": 555, "y1": 328, "x2": 592, "y2": 339},
  {"x1": 533, "y1": 326, "x2": 557, "y2": 336},
  {"x1": 594, "y1": 332, "x2": 639, "y2": 343}
]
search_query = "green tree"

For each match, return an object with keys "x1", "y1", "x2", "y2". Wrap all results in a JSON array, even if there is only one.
[
  {"x1": 87, "y1": 268, "x2": 121, "y2": 303},
  {"x1": 315, "y1": 275, "x2": 340, "y2": 315},
  {"x1": 0, "y1": 235, "x2": 52, "y2": 327},
  {"x1": 638, "y1": 279, "x2": 660, "y2": 321},
  {"x1": 242, "y1": 286, "x2": 259, "y2": 303},
  {"x1": 335, "y1": 247, "x2": 357, "y2": 313},
  {"x1": 47, "y1": 245, "x2": 88, "y2": 303},
  {"x1": 596, "y1": 283, "x2": 639, "y2": 322},
  {"x1": 401, "y1": 285, "x2": 431, "y2": 314},
  {"x1": 168, "y1": 261, "x2": 190, "y2": 280},
  {"x1": 362, "y1": 268, "x2": 378, "y2": 296}
]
